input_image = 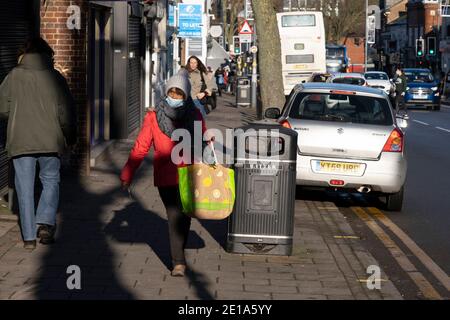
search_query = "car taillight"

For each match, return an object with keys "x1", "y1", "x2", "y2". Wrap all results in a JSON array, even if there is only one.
[
  {"x1": 382, "y1": 128, "x2": 403, "y2": 152},
  {"x1": 280, "y1": 120, "x2": 292, "y2": 129},
  {"x1": 330, "y1": 180, "x2": 345, "y2": 186}
]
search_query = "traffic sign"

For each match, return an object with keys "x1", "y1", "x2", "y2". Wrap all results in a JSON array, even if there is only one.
[
  {"x1": 367, "y1": 15, "x2": 376, "y2": 44},
  {"x1": 239, "y1": 20, "x2": 253, "y2": 35},
  {"x1": 250, "y1": 46, "x2": 258, "y2": 54},
  {"x1": 239, "y1": 33, "x2": 252, "y2": 43}
]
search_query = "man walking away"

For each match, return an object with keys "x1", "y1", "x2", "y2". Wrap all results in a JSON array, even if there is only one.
[
  {"x1": 0, "y1": 38, "x2": 76, "y2": 250},
  {"x1": 394, "y1": 67, "x2": 408, "y2": 117}
]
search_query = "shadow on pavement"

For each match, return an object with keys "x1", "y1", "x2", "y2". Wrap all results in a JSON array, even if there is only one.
[
  {"x1": 104, "y1": 201, "x2": 206, "y2": 271},
  {"x1": 35, "y1": 168, "x2": 136, "y2": 299}
]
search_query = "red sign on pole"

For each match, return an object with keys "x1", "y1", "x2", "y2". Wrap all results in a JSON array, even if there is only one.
[{"x1": 239, "y1": 20, "x2": 254, "y2": 34}]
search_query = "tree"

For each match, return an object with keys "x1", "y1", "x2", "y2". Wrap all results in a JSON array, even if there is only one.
[
  {"x1": 252, "y1": 0, "x2": 286, "y2": 114},
  {"x1": 222, "y1": 0, "x2": 245, "y2": 50},
  {"x1": 318, "y1": 0, "x2": 378, "y2": 44}
]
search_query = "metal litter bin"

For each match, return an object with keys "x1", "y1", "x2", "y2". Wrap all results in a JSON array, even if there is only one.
[
  {"x1": 226, "y1": 122, "x2": 298, "y2": 255},
  {"x1": 236, "y1": 77, "x2": 251, "y2": 106}
]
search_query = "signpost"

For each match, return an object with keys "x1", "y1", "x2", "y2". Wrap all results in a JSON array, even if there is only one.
[
  {"x1": 239, "y1": 20, "x2": 254, "y2": 50},
  {"x1": 245, "y1": 0, "x2": 254, "y2": 20},
  {"x1": 177, "y1": 3, "x2": 203, "y2": 38}
]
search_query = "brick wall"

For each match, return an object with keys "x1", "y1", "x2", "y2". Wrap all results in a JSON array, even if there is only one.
[
  {"x1": 40, "y1": 0, "x2": 89, "y2": 175},
  {"x1": 342, "y1": 37, "x2": 366, "y2": 71},
  {"x1": 424, "y1": 3, "x2": 441, "y2": 34}
]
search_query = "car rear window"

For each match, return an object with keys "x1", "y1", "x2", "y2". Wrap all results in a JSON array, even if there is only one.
[
  {"x1": 332, "y1": 77, "x2": 366, "y2": 86},
  {"x1": 288, "y1": 93, "x2": 393, "y2": 125},
  {"x1": 365, "y1": 73, "x2": 388, "y2": 80}
]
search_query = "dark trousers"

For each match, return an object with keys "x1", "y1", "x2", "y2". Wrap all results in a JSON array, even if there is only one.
[
  {"x1": 158, "y1": 186, "x2": 191, "y2": 267},
  {"x1": 395, "y1": 94, "x2": 406, "y2": 113}
]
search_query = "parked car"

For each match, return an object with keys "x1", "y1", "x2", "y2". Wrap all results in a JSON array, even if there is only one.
[
  {"x1": 403, "y1": 68, "x2": 440, "y2": 111},
  {"x1": 364, "y1": 71, "x2": 395, "y2": 98},
  {"x1": 265, "y1": 83, "x2": 408, "y2": 211},
  {"x1": 327, "y1": 73, "x2": 367, "y2": 86},
  {"x1": 307, "y1": 72, "x2": 333, "y2": 83}
]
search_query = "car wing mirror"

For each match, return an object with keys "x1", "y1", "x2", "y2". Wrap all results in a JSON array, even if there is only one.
[
  {"x1": 396, "y1": 115, "x2": 408, "y2": 129},
  {"x1": 265, "y1": 107, "x2": 281, "y2": 120}
]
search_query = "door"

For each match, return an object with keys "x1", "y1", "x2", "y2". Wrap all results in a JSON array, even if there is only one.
[
  {"x1": 88, "y1": 7, "x2": 113, "y2": 146},
  {"x1": 0, "y1": 1, "x2": 37, "y2": 196},
  {"x1": 127, "y1": 15, "x2": 143, "y2": 135}
]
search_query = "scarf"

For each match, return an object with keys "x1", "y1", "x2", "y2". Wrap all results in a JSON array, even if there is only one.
[
  {"x1": 156, "y1": 97, "x2": 210, "y2": 164},
  {"x1": 156, "y1": 97, "x2": 198, "y2": 138}
]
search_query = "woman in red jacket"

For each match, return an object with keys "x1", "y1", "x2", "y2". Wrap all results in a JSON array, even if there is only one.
[{"x1": 120, "y1": 74, "x2": 206, "y2": 277}]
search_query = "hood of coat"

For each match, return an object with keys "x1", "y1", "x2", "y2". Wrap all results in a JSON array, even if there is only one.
[{"x1": 19, "y1": 53, "x2": 53, "y2": 70}]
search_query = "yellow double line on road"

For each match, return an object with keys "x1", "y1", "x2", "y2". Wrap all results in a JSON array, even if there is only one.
[{"x1": 351, "y1": 207, "x2": 450, "y2": 300}]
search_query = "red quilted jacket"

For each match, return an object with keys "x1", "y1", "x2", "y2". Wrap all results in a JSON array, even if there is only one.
[{"x1": 120, "y1": 109, "x2": 206, "y2": 187}]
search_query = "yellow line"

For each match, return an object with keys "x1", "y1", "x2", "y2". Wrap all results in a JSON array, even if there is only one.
[
  {"x1": 351, "y1": 207, "x2": 442, "y2": 300},
  {"x1": 367, "y1": 207, "x2": 450, "y2": 292}
]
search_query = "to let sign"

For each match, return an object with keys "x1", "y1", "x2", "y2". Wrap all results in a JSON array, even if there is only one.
[{"x1": 178, "y1": 3, "x2": 203, "y2": 38}]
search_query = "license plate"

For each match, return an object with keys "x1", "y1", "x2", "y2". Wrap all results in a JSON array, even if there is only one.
[
  {"x1": 293, "y1": 64, "x2": 307, "y2": 69},
  {"x1": 413, "y1": 94, "x2": 427, "y2": 100},
  {"x1": 312, "y1": 160, "x2": 365, "y2": 176}
]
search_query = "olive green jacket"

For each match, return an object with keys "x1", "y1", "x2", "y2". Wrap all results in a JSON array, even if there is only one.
[{"x1": 0, "y1": 53, "x2": 76, "y2": 158}]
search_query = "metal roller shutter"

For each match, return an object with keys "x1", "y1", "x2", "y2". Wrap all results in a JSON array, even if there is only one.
[
  {"x1": 0, "y1": 1, "x2": 32, "y2": 196},
  {"x1": 127, "y1": 16, "x2": 142, "y2": 134}
]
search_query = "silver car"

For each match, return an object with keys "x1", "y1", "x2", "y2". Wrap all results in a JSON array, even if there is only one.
[
  {"x1": 266, "y1": 83, "x2": 408, "y2": 211},
  {"x1": 327, "y1": 73, "x2": 367, "y2": 86}
]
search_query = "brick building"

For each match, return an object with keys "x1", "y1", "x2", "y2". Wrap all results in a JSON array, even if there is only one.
[
  {"x1": 343, "y1": 37, "x2": 367, "y2": 73},
  {"x1": 0, "y1": 0, "x2": 173, "y2": 207}
]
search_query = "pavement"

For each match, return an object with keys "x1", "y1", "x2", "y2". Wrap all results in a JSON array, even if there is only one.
[{"x1": 0, "y1": 94, "x2": 403, "y2": 300}]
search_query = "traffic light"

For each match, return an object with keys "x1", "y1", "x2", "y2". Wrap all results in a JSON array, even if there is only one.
[
  {"x1": 416, "y1": 38, "x2": 425, "y2": 57},
  {"x1": 233, "y1": 36, "x2": 241, "y2": 54},
  {"x1": 428, "y1": 37, "x2": 436, "y2": 56}
]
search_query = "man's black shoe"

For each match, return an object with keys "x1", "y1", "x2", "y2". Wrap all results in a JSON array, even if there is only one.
[
  {"x1": 37, "y1": 224, "x2": 56, "y2": 244},
  {"x1": 23, "y1": 240, "x2": 36, "y2": 250}
]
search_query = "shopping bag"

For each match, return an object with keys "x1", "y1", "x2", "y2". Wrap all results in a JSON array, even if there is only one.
[{"x1": 178, "y1": 143, "x2": 235, "y2": 220}]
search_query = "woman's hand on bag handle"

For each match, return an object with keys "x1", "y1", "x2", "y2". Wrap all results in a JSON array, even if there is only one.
[
  {"x1": 121, "y1": 180, "x2": 134, "y2": 200},
  {"x1": 121, "y1": 180, "x2": 131, "y2": 191},
  {"x1": 196, "y1": 92, "x2": 206, "y2": 100},
  {"x1": 204, "y1": 131, "x2": 215, "y2": 145}
]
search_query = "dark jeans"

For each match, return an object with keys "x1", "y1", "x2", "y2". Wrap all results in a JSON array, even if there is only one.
[
  {"x1": 395, "y1": 94, "x2": 406, "y2": 113},
  {"x1": 158, "y1": 186, "x2": 191, "y2": 267}
]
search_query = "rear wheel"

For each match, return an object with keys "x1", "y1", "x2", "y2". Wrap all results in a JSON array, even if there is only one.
[{"x1": 385, "y1": 186, "x2": 404, "y2": 212}]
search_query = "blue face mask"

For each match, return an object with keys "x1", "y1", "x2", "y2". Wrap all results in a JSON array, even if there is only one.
[{"x1": 166, "y1": 96, "x2": 184, "y2": 108}]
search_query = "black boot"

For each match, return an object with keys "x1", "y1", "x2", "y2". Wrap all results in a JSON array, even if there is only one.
[{"x1": 37, "y1": 224, "x2": 56, "y2": 244}]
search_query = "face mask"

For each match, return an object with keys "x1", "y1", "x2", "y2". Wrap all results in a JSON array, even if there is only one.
[{"x1": 166, "y1": 96, "x2": 184, "y2": 108}]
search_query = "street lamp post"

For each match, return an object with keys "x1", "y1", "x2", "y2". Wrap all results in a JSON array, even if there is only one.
[{"x1": 365, "y1": 0, "x2": 368, "y2": 73}]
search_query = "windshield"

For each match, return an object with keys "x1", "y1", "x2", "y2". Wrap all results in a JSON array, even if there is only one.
[
  {"x1": 332, "y1": 77, "x2": 366, "y2": 86},
  {"x1": 281, "y1": 15, "x2": 316, "y2": 27},
  {"x1": 289, "y1": 93, "x2": 393, "y2": 125},
  {"x1": 365, "y1": 73, "x2": 388, "y2": 80},
  {"x1": 326, "y1": 48, "x2": 345, "y2": 58},
  {"x1": 404, "y1": 71, "x2": 434, "y2": 83}
]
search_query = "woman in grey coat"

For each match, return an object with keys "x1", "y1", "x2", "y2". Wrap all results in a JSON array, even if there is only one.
[{"x1": 182, "y1": 56, "x2": 215, "y2": 117}]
